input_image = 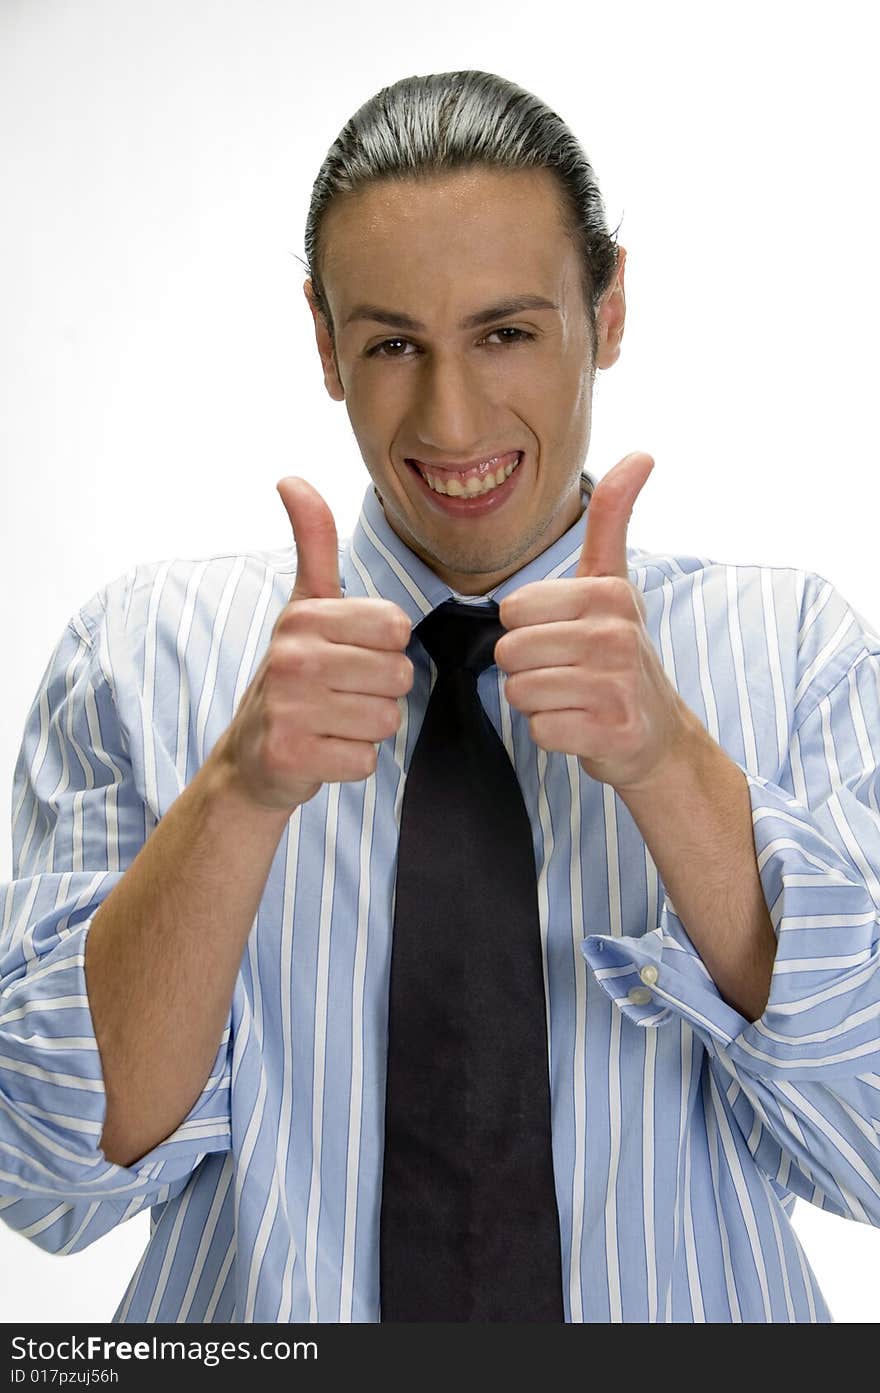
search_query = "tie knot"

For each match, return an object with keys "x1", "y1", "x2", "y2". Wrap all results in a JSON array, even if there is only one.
[{"x1": 415, "y1": 599, "x2": 505, "y2": 677}]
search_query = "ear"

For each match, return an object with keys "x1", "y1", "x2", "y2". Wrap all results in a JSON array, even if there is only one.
[
  {"x1": 594, "y1": 245, "x2": 627, "y2": 371},
  {"x1": 304, "y1": 279, "x2": 345, "y2": 402}
]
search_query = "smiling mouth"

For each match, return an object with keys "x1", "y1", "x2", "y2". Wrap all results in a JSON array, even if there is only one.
[{"x1": 407, "y1": 451, "x2": 522, "y2": 496}]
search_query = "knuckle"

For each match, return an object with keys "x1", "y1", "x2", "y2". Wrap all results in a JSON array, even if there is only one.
[
  {"x1": 355, "y1": 743, "x2": 379, "y2": 779},
  {"x1": 382, "y1": 700, "x2": 402, "y2": 737},
  {"x1": 267, "y1": 636, "x2": 296, "y2": 673},
  {"x1": 595, "y1": 575, "x2": 631, "y2": 606},
  {"x1": 271, "y1": 602, "x2": 294, "y2": 635},
  {"x1": 592, "y1": 618, "x2": 619, "y2": 647},
  {"x1": 597, "y1": 619, "x2": 636, "y2": 654},
  {"x1": 272, "y1": 637, "x2": 321, "y2": 682},
  {"x1": 615, "y1": 690, "x2": 639, "y2": 729},
  {"x1": 275, "y1": 599, "x2": 308, "y2": 632},
  {"x1": 290, "y1": 597, "x2": 322, "y2": 624},
  {"x1": 262, "y1": 724, "x2": 295, "y2": 774},
  {"x1": 283, "y1": 597, "x2": 334, "y2": 636},
  {"x1": 386, "y1": 604, "x2": 411, "y2": 647},
  {"x1": 618, "y1": 720, "x2": 642, "y2": 757}
]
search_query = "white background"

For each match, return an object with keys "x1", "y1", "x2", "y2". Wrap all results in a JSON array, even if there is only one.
[{"x1": 2, "y1": 0, "x2": 879, "y2": 1323}]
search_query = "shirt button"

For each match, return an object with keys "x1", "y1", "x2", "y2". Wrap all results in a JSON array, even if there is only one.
[
  {"x1": 627, "y1": 986, "x2": 652, "y2": 1005},
  {"x1": 639, "y1": 964, "x2": 659, "y2": 986}
]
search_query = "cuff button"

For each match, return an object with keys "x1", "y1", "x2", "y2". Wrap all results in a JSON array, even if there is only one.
[{"x1": 628, "y1": 986, "x2": 653, "y2": 1005}]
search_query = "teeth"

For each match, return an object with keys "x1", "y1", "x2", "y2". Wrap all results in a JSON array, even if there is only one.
[{"x1": 421, "y1": 456, "x2": 520, "y2": 496}]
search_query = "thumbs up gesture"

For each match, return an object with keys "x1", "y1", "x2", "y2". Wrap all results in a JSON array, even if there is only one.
[
  {"x1": 226, "y1": 477, "x2": 413, "y2": 812},
  {"x1": 494, "y1": 453, "x2": 695, "y2": 794}
]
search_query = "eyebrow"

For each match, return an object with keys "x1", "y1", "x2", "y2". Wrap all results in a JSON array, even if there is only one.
[{"x1": 342, "y1": 295, "x2": 559, "y2": 333}]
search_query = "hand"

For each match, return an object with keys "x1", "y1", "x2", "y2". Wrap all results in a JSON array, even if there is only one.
[
  {"x1": 221, "y1": 477, "x2": 414, "y2": 812},
  {"x1": 494, "y1": 453, "x2": 694, "y2": 794}
]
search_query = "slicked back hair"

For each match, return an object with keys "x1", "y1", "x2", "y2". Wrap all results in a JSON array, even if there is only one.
[{"x1": 304, "y1": 70, "x2": 620, "y2": 362}]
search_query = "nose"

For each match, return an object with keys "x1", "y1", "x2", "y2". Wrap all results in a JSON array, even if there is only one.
[{"x1": 411, "y1": 350, "x2": 498, "y2": 458}]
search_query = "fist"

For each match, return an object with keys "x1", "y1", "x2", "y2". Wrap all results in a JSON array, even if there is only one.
[
  {"x1": 222, "y1": 477, "x2": 413, "y2": 812},
  {"x1": 496, "y1": 453, "x2": 692, "y2": 794}
]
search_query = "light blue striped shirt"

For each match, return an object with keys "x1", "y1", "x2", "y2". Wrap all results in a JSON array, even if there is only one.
[{"x1": 3, "y1": 471, "x2": 880, "y2": 1323}]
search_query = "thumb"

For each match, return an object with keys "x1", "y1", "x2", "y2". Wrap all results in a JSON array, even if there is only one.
[
  {"x1": 277, "y1": 476, "x2": 342, "y2": 601},
  {"x1": 576, "y1": 452, "x2": 654, "y2": 581}
]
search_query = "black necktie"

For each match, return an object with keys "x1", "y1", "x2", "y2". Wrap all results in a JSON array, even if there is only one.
[{"x1": 380, "y1": 598, "x2": 564, "y2": 1322}]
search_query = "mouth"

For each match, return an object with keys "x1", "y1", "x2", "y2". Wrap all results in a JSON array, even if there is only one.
[
  {"x1": 406, "y1": 450, "x2": 522, "y2": 497},
  {"x1": 404, "y1": 450, "x2": 524, "y2": 519}
]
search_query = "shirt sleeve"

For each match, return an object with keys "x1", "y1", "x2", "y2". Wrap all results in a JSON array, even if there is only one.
[
  {"x1": 0, "y1": 591, "x2": 233, "y2": 1252},
  {"x1": 581, "y1": 570, "x2": 880, "y2": 1227}
]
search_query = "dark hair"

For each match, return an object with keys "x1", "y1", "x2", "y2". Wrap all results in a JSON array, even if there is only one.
[{"x1": 304, "y1": 70, "x2": 620, "y2": 359}]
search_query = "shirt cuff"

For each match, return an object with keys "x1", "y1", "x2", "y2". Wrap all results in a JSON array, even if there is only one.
[
  {"x1": 581, "y1": 768, "x2": 880, "y2": 1083},
  {"x1": 0, "y1": 914, "x2": 232, "y2": 1199}
]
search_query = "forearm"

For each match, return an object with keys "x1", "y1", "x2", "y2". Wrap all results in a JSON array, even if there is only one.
[
  {"x1": 85, "y1": 729, "x2": 292, "y2": 1167},
  {"x1": 617, "y1": 708, "x2": 777, "y2": 1024}
]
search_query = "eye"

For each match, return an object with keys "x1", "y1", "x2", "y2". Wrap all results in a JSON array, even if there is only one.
[
  {"x1": 365, "y1": 337, "x2": 417, "y2": 358},
  {"x1": 364, "y1": 326, "x2": 536, "y2": 358},
  {"x1": 483, "y1": 327, "x2": 536, "y2": 345}
]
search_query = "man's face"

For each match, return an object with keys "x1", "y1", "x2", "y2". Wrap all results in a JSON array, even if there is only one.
[{"x1": 306, "y1": 165, "x2": 626, "y2": 594}]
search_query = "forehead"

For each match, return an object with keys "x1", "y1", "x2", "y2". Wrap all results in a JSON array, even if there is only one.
[{"x1": 318, "y1": 166, "x2": 581, "y2": 323}]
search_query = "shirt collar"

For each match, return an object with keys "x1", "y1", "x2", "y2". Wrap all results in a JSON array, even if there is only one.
[{"x1": 341, "y1": 470, "x2": 601, "y2": 624}]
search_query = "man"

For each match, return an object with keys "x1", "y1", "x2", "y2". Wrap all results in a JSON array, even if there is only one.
[{"x1": 2, "y1": 70, "x2": 880, "y2": 1323}]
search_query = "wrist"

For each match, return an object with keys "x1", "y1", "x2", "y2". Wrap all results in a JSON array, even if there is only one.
[
  {"x1": 615, "y1": 702, "x2": 714, "y2": 807},
  {"x1": 205, "y1": 728, "x2": 302, "y2": 826}
]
